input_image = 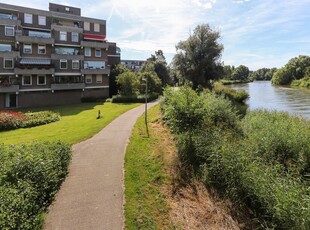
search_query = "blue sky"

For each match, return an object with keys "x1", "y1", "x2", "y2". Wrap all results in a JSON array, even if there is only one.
[{"x1": 4, "y1": 0, "x2": 310, "y2": 70}]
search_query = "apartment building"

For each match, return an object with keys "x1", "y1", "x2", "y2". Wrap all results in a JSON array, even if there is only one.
[
  {"x1": 121, "y1": 59, "x2": 146, "y2": 72},
  {"x1": 0, "y1": 3, "x2": 117, "y2": 109}
]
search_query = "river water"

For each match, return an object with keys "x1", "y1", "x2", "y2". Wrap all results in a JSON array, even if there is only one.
[{"x1": 227, "y1": 81, "x2": 310, "y2": 120}]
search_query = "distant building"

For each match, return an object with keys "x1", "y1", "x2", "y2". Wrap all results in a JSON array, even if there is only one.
[
  {"x1": 121, "y1": 59, "x2": 146, "y2": 72},
  {"x1": 0, "y1": 2, "x2": 119, "y2": 109}
]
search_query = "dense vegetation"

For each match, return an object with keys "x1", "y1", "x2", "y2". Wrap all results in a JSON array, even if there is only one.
[
  {"x1": 0, "y1": 110, "x2": 60, "y2": 131},
  {"x1": 272, "y1": 55, "x2": 310, "y2": 88},
  {"x1": 161, "y1": 86, "x2": 310, "y2": 229},
  {"x1": 213, "y1": 82, "x2": 249, "y2": 103},
  {"x1": 0, "y1": 141, "x2": 71, "y2": 229}
]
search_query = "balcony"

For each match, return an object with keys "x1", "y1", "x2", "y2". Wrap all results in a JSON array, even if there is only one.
[
  {"x1": 51, "y1": 83, "x2": 85, "y2": 90},
  {"x1": 82, "y1": 61, "x2": 109, "y2": 75},
  {"x1": 51, "y1": 53, "x2": 84, "y2": 60},
  {"x1": 0, "y1": 13, "x2": 20, "y2": 26},
  {"x1": 81, "y1": 66, "x2": 110, "y2": 75},
  {"x1": 51, "y1": 23, "x2": 83, "y2": 33},
  {"x1": 15, "y1": 30, "x2": 54, "y2": 44},
  {"x1": 81, "y1": 40, "x2": 108, "y2": 49},
  {"x1": 15, "y1": 58, "x2": 55, "y2": 75},
  {"x1": 0, "y1": 84, "x2": 19, "y2": 93},
  {"x1": 0, "y1": 51, "x2": 19, "y2": 58}
]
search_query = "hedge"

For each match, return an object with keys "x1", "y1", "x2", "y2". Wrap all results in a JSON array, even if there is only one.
[{"x1": 0, "y1": 141, "x2": 71, "y2": 229}]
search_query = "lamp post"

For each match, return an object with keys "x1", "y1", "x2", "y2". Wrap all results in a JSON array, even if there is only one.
[{"x1": 142, "y1": 78, "x2": 149, "y2": 137}]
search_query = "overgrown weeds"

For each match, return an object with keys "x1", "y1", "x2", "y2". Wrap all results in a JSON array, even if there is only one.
[{"x1": 161, "y1": 85, "x2": 310, "y2": 229}]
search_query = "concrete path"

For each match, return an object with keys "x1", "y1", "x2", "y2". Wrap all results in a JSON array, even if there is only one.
[{"x1": 44, "y1": 101, "x2": 158, "y2": 230}]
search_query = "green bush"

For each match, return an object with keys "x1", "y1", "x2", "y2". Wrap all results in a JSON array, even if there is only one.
[
  {"x1": 0, "y1": 111, "x2": 27, "y2": 131},
  {"x1": 0, "y1": 141, "x2": 71, "y2": 229},
  {"x1": 0, "y1": 111, "x2": 60, "y2": 131},
  {"x1": 161, "y1": 86, "x2": 310, "y2": 229},
  {"x1": 242, "y1": 110, "x2": 310, "y2": 176},
  {"x1": 213, "y1": 82, "x2": 249, "y2": 103}
]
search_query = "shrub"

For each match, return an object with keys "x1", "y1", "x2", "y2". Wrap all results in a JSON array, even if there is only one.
[
  {"x1": 242, "y1": 110, "x2": 310, "y2": 176},
  {"x1": 161, "y1": 86, "x2": 310, "y2": 228},
  {"x1": 0, "y1": 111, "x2": 60, "y2": 131},
  {"x1": 0, "y1": 111, "x2": 27, "y2": 130},
  {"x1": 213, "y1": 82, "x2": 249, "y2": 103},
  {"x1": 0, "y1": 141, "x2": 71, "y2": 229}
]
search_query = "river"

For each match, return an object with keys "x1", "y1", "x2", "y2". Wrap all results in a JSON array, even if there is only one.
[{"x1": 227, "y1": 81, "x2": 310, "y2": 120}]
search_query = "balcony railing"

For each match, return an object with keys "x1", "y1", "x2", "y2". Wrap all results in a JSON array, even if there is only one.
[
  {"x1": 81, "y1": 40, "x2": 108, "y2": 49},
  {"x1": 51, "y1": 83, "x2": 85, "y2": 90},
  {"x1": 0, "y1": 84, "x2": 19, "y2": 93}
]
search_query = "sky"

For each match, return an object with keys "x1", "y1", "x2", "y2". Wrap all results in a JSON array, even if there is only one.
[{"x1": 3, "y1": 0, "x2": 310, "y2": 70}]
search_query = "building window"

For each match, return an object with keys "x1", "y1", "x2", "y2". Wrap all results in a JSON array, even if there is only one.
[
  {"x1": 22, "y1": 76, "x2": 32, "y2": 85},
  {"x1": 23, "y1": 44, "x2": 32, "y2": 54},
  {"x1": 85, "y1": 47, "x2": 91, "y2": 57},
  {"x1": 96, "y1": 75, "x2": 103, "y2": 83},
  {"x1": 72, "y1": 32, "x2": 78, "y2": 42},
  {"x1": 60, "y1": 31, "x2": 67, "y2": 41},
  {"x1": 72, "y1": 60, "x2": 79, "y2": 69},
  {"x1": 84, "y1": 22, "x2": 90, "y2": 31},
  {"x1": 38, "y1": 45, "x2": 46, "y2": 54},
  {"x1": 38, "y1": 16, "x2": 46, "y2": 25},
  {"x1": 37, "y1": 75, "x2": 46, "y2": 85},
  {"x1": 94, "y1": 23, "x2": 100, "y2": 32},
  {"x1": 24, "y1": 13, "x2": 33, "y2": 24},
  {"x1": 5, "y1": 26, "x2": 14, "y2": 36},
  {"x1": 0, "y1": 44, "x2": 11, "y2": 52},
  {"x1": 85, "y1": 75, "x2": 92, "y2": 83},
  {"x1": 95, "y1": 49, "x2": 101, "y2": 57},
  {"x1": 4, "y1": 59, "x2": 13, "y2": 69},
  {"x1": 60, "y1": 59, "x2": 67, "y2": 69}
]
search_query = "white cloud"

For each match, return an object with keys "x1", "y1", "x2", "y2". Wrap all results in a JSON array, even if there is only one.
[{"x1": 191, "y1": 0, "x2": 217, "y2": 9}]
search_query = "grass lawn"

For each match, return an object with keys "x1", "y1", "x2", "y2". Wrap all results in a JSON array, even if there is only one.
[
  {"x1": 124, "y1": 104, "x2": 175, "y2": 229},
  {"x1": 0, "y1": 102, "x2": 140, "y2": 145}
]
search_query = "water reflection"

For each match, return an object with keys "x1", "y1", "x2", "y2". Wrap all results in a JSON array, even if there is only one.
[{"x1": 228, "y1": 81, "x2": 310, "y2": 119}]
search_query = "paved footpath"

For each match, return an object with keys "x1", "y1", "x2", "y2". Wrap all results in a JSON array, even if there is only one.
[{"x1": 44, "y1": 101, "x2": 158, "y2": 230}]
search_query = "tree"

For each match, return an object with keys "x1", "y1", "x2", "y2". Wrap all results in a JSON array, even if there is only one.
[
  {"x1": 272, "y1": 55, "x2": 310, "y2": 85},
  {"x1": 142, "y1": 50, "x2": 171, "y2": 86},
  {"x1": 173, "y1": 24, "x2": 224, "y2": 89},
  {"x1": 231, "y1": 65, "x2": 250, "y2": 81},
  {"x1": 139, "y1": 72, "x2": 162, "y2": 95},
  {"x1": 116, "y1": 71, "x2": 139, "y2": 96},
  {"x1": 109, "y1": 64, "x2": 128, "y2": 97}
]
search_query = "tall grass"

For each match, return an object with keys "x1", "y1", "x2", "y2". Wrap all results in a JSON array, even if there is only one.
[{"x1": 161, "y1": 86, "x2": 310, "y2": 229}]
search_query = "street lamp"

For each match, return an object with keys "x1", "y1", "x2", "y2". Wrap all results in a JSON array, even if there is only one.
[{"x1": 142, "y1": 78, "x2": 149, "y2": 137}]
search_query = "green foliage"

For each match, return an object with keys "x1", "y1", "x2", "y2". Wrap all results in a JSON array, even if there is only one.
[
  {"x1": 213, "y1": 82, "x2": 249, "y2": 103},
  {"x1": 142, "y1": 50, "x2": 171, "y2": 86},
  {"x1": 291, "y1": 76, "x2": 310, "y2": 88},
  {"x1": 0, "y1": 110, "x2": 60, "y2": 131},
  {"x1": 272, "y1": 67, "x2": 292, "y2": 85},
  {"x1": 161, "y1": 86, "x2": 310, "y2": 228},
  {"x1": 250, "y1": 67, "x2": 277, "y2": 81},
  {"x1": 139, "y1": 71, "x2": 162, "y2": 95},
  {"x1": 242, "y1": 110, "x2": 310, "y2": 176},
  {"x1": 116, "y1": 71, "x2": 139, "y2": 96},
  {"x1": 161, "y1": 86, "x2": 240, "y2": 165},
  {"x1": 173, "y1": 24, "x2": 224, "y2": 88},
  {"x1": 231, "y1": 65, "x2": 250, "y2": 81},
  {"x1": 0, "y1": 141, "x2": 71, "y2": 229},
  {"x1": 272, "y1": 55, "x2": 310, "y2": 86},
  {"x1": 109, "y1": 64, "x2": 128, "y2": 97}
]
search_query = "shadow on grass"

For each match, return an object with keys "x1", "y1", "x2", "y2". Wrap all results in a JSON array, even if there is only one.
[{"x1": 15, "y1": 102, "x2": 105, "y2": 117}]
